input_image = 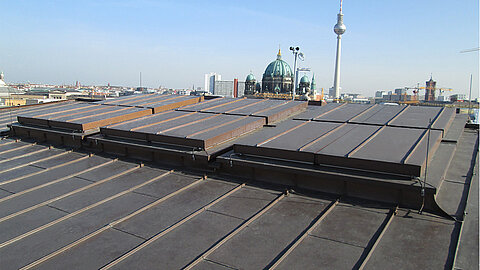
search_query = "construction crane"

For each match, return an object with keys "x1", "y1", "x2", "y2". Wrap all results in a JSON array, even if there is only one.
[
  {"x1": 418, "y1": 86, "x2": 452, "y2": 101},
  {"x1": 400, "y1": 84, "x2": 453, "y2": 103},
  {"x1": 400, "y1": 85, "x2": 421, "y2": 104},
  {"x1": 460, "y1": 47, "x2": 480, "y2": 53}
]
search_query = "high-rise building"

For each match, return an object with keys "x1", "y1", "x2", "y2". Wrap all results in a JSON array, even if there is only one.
[
  {"x1": 329, "y1": 86, "x2": 341, "y2": 98},
  {"x1": 204, "y1": 72, "x2": 222, "y2": 94},
  {"x1": 395, "y1": 88, "x2": 406, "y2": 95},
  {"x1": 375, "y1": 91, "x2": 387, "y2": 98}
]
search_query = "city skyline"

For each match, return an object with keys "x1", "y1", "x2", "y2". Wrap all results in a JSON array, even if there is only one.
[{"x1": 1, "y1": 0, "x2": 479, "y2": 97}]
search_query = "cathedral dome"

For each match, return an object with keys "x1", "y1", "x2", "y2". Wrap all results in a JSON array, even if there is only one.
[
  {"x1": 246, "y1": 73, "x2": 256, "y2": 82},
  {"x1": 300, "y1": 75, "x2": 309, "y2": 84},
  {"x1": 263, "y1": 49, "x2": 293, "y2": 78}
]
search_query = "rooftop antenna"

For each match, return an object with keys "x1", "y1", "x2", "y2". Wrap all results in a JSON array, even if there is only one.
[
  {"x1": 468, "y1": 74, "x2": 473, "y2": 119},
  {"x1": 290, "y1": 46, "x2": 301, "y2": 100},
  {"x1": 5, "y1": 72, "x2": 15, "y2": 126},
  {"x1": 419, "y1": 118, "x2": 432, "y2": 214},
  {"x1": 139, "y1": 72, "x2": 142, "y2": 88}
]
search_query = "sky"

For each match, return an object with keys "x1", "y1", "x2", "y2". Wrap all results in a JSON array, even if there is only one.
[{"x1": 1, "y1": 0, "x2": 479, "y2": 97}]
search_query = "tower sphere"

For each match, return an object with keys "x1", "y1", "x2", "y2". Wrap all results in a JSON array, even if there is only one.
[
  {"x1": 334, "y1": 14, "x2": 346, "y2": 35},
  {"x1": 334, "y1": 23, "x2": 346, "y2": 35}
]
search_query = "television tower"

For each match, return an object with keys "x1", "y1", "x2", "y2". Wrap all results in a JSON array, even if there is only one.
[{"x1": 333, "y1": 0, "x2": 346, "y2": 99}]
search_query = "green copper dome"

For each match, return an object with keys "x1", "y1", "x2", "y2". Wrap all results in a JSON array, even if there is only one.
[
  {"x1": 300, "y1": 75, "x2": 309, "y2": 84},
  {"x1": 263, "y1": 49, "x2": 293, "y2": 78},
  {"x1": 246, "y1": 73, "x2": 256, "y2": 82}
]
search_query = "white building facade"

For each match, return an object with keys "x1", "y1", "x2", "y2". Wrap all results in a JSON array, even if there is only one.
[{"x1": 204, "y1": 72, "x2": 222, "y2": 94}]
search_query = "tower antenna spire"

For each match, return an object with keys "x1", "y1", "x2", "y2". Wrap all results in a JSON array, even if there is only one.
[{"x1": 340, "y1": 0, "x2": 343, "y2": 13}]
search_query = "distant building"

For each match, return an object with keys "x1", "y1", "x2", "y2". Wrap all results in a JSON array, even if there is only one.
[
  {"x1": 298, "y1": 75, "x2": 311, "y2": 96},
  {"x1": 176, "y1": 90, "x2": 191, "y2": 96},
  {"x1": 190, "y1": 90, "x2": 210, "y2": 96},
  {"x1": 11, "y1": 92, "x2": 49, "y2": 100},
  {"x1": 204, "y1": 73, "x2": 221, "y2": 94},
  {"x1": 214, "y1": 79, "x2": 245, "y2": 98},
  {"x1": 214, "y1": 81, "x2": 233, "y2": 97},
  {"x1": 436, "y1": 95, "x2": 449, "y2": 102},
  {"x1": 245, "y1": 48, "x2": 319, "y2": 98},
  {"x1": 0, "y1": 98, "x2": 26, "y2": 106},
  {"x1": 310, "y1": 74, "x2": 317, "y2": 95},
  {"x1": 395, "y1": 88, "x2": 406, "y2": 95},
  {"x1": 0, "y1": 72, "x2": 24, "y2": 98},
  {"x1": 262, "y1": 49, "x2": 293, "y2": 94},
  {"x1": 375, "y1": 91, "x2": 387, "y2": 98},
  {"x1": 450, "y1": 94, "x2": 468, "y2": 102},
  {"x1": 329, "y1": 86, "x2": 342, "y2": 98},
  {"x1": 378, "y1": 93, "x2": 415, "y2": 103},
  {"x1": 244, "y1": 73, "x2": 256, "y2": 95},
  {"x1": 425, "y1": 77, "x2": 436, "y2": 101},
  {"x1": 49, "y1": 92, "x2": 67, "y2": 100},
  {"x1": 25, "y1": 98, "x2": 57, "y2": 105},
  {"x1": 0, "y1": 72, "x2": 5, "y2": 86}
]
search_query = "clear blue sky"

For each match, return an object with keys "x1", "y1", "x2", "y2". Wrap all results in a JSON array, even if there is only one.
[{"x1": 1, "y1": 0, "x2": 479, "y2": 97}]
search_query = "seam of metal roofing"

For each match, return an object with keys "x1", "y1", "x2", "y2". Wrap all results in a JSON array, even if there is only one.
[
  {"x1": 202, "y1": 98, "x2": 265, "y2": 114},
  {"x1": 176, "y1": 97, "x2": 237, "y2": 112},
  {"x1": 16, "y1": 95, "x2": 204, "y2": 133},
  {"x1": 101, "y1": 113, "x2": 276, "y2": 151},
  {"x1": 0, "y1": 138, "x2": 475, "y2": 269},
  {"x1": 5, "y1": 101, "x2": 475, "y2": 203}
]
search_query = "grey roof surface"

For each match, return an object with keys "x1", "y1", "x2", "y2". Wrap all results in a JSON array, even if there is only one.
[
  {"x1": 0, "y1": 101, "x2": 72, "y2": 133},
  {"x1": 95, "y1": 94, "x2": 199, "y2": 109},
  {"x1": 176, "y1": 98, "x2": 307, "y2": 124},
  {"x1": 15, "y1": 95, "x2": 204, "y2": 132},
  {"x1": 0, "y1": 133, "x2": 476, "y2": 269},
  {"x1": 1, "y1": 100, "x2": 478, "y2": 269},
  {"x1": 230, "y1": 104, "x2": 456, "y2": 177},
  {"x1": 17, "y1": 103, "x2": 151, "y2": 132}
]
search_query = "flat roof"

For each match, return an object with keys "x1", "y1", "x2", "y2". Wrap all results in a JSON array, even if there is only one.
[
  {"x1": 0, "y1": 136, "x2": 476, "y2": 269},
  {"x1": 0, "y1": 101, "x2": 71, "y2": 134},
  {"x1": 1, "y1": 99, "x2": 478, "y2": 269}
]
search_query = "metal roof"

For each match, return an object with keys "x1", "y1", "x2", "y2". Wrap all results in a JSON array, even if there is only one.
[
  {"x1": 0, "y1": 135, "x2": 476, "y2": 269},
  {"x1": 0, "y1": 98, "x2": 478, "y2": 269},
  {"x1": 0, "y1": 101, "x2": 72, "y2": 134},
  {"x1": 15, "y1": 95, "x2": 203, "y2": 133}
]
